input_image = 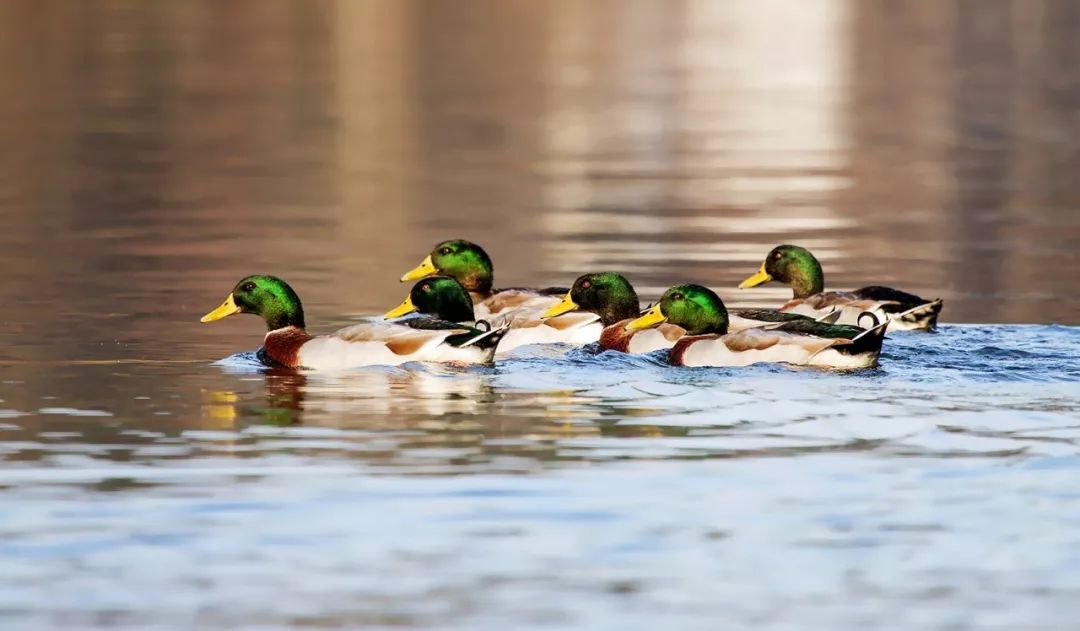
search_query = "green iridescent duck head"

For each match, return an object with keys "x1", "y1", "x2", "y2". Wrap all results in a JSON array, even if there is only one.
[
  {"x1": 384, "y1": 275, "x2": 475, "y2": 323},
  {"x1": 739, "y1": 244, "x2": 825, "y2": 299},
  {"x1": 627, "y1": 284, "x2": 728, "y2": 335},
  {"x1": 400, "y1": 239, "x2": 495, "y2": 296},
  {"x1": 201, "y1": 275, "x2": 305, "y2": 331}
]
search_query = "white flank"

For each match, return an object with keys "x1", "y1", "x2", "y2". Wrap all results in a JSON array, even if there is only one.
[
  {"x1": 679, "y1": 329, "x2": 879, "y2": 369},
  {"x1": 626, "y1": 328, "x2": 681, "y2": 354},
  {"x1": 295, "y1": 322, "x2": 492, "y2": 371},
  {"x1": 482, "y1": 301, "x2": 602, "y2": 355},
  {"x1": 496, "y1": 320, "x2": 602, "y2": 355}
]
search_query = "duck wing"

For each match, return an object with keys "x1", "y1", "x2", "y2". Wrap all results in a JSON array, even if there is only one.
[
  {"x1": 853, "y1": 285, "x2": 931, "y2": 307},
  {"x1": 479, "y1": 289, "x2": 562, "y2": 317},
  {"x1": 772, "y1": 319, "x2": 865, "y2": 340},
  {"x1": 729, "y1": 308, "x2": 816, "y2": 331},
  {"x1": 672, "y1": 317, "x2": 887, "y2": 369},
  {"x1": 487, "y1": 305, "x2": 601, "y2": 353},
  {"x1": 295, "y1": 321, "x2": 501, "y2": 370},
  {"x1": 783, "y1": 291, "x2": 890, "y2": 312},
  {"x1": 672, "y1": 329, "x2": 841, "y2": 367}
]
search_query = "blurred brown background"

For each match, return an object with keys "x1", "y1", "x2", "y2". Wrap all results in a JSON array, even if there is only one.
[{"x1": 1, "y1": 0, "x2": 1078, "y2": 362}]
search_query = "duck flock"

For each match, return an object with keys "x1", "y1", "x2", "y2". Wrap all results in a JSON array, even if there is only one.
[{"x1": 201, "y1": 240, "x2": 943, "y2": 371}]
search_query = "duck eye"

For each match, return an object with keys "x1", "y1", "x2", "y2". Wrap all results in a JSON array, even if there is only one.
[
  {"x1": 440, "y1": 247, "x2": 451, "y2": 255},
  {"x1": 581, "y1": 280, "x2": 591, "y2": 289},
  {"x1": 671, "y1": 293, "x2": 683, "y2": 301},
  {"x1": 242, "y1": 283, "x2": 256, "y2": 292},
  {"x1": 421, "y1": 283, "x2": 432, "y2": 293}
]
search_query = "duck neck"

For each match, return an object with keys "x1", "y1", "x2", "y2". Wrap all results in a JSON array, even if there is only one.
[
  {"x1": 458, "y1": 267, "x2": 493, "y2": 297},
  {"x1": 788, "y1": 256, "x2": 825, "y2": 299},
  {"x1": 439, "y1": 300, "x2": 476, "y2": 324},
  {"x1": 262, "y1": 303, "x2": 305, "y2": 332},
  {"x1": 685, "y1": 313, "x2": 729, "y2": 336},
  {"x1": 678, "y1": 301, "x2": 729, "y2": 336},
  {"x1": 599, "y1": 293, "x2": 641, "y2": 327}
]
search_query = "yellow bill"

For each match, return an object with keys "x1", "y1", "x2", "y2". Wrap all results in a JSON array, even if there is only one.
[
  {"x1": 383, "y1": 295, "x2": 418, "y2": 319},
  {"x1": 201, "y1": 293, "x2": 241, "y2": 323},
  {"x1": 400, "y1": 255, "x2": 437, "y2": 282},
  {"x1": 626, "y1": 303, "x2": 667, "y2": 331},
  {"x1": 738, "y1": 263, "x2": 773, "y2": 289},
  {"x1": 540, "y1": 292, "x2": 578, "y2": 319}
]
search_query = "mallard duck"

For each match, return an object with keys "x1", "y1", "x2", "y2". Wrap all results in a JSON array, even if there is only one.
[
  {"x1": 201, "y1": 275, "x2": 507, "y2": 370},
  {"x1": 384, "y1": 275, "x2": 477, "y2": 324},
  {"x1": 627, "y1": 284, "x2": 888, "y2": 369},
  {"x1": 400, "y1": 239, "x2": 565, "y2": 317},
  {"x1": 399, "y1": 239, "x2": 602, "y2": 348},
  {"x1": 385, "y1": 274, "x2": 600, "y2": 354},
  {"x1": 542, "y1": 272, "x2": 838, "y2": 353},
  {"x1": 739, "y1": 244, "x2": 943, "y2": 331},
  {"x1": 541, "y1": 272, "x2": 685, "y2": 353}
]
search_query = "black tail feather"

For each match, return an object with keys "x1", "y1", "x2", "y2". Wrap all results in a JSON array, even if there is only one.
[
  {"x1": 446, "y1": 321, "x2": 511, "y2": 351},
  {"x1": 850, "y1": 318, "x2": 889, "y2": 353}
]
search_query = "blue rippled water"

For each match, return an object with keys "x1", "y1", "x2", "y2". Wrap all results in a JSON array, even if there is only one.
[{"x1": 4, "y1": 326, "x2": 1077, "y2": 628}]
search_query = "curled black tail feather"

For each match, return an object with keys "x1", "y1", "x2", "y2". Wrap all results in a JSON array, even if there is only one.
[
  {"x1": 857, "y1": 311, "x2": 881, "y2": 329},
  {"x1": 448, "y1": 322, "x2": 511, "y2": 365},
  {"x1": 851, "y1": 318, "x2": 889, "y2": 351}
]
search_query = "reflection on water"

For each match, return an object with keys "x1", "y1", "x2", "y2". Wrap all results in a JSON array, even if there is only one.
[
  {"x1": 0, "y1": 0, "x2": 1078, "y2": 344},
  {"x1": 1, "y1": 1, "x2": 1080, "y2": 628}
]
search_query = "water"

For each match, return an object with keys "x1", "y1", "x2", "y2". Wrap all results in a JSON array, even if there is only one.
[{"x1": 2, "y1": 1, "x2": 1080, "y2": 629}]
